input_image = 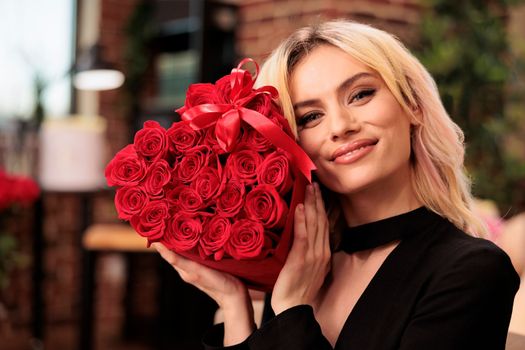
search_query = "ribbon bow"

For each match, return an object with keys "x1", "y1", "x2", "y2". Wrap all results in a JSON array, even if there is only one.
[{"x1": 177, "y1": 58, "x2": 316, "y2": 182}]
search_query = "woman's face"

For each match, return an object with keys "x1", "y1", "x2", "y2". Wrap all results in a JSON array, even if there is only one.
[{"x1": 290, "y1": 45, "x2": 413, "y2": 198}]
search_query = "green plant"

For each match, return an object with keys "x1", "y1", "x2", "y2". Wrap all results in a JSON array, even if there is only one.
[
  {"x1": 0, "y1": 232, "x2": 22, "y2": 290},
  {"x1": 415, "y1": 0, "x2": 525, "y2": 214}
]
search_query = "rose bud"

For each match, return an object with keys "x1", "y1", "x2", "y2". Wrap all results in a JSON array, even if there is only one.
[
  {"x1": 191, "y1": 166, "x2": 221, "y2": 204},
  {"x1": 240, "y1": 127, "x2": 274, "y2": 153},
  {"x1": 167, "y1": 121, "x2": 202, "y2": 155},
  {"x1": 214, "y1": 75, "x2": 233, "y2": 104},
  {"x1": 225, "y1": 149, "x2": 263, "y2": 185},
  {"x1": 130, "y1": 200, "x2": 169, "y2": 241},
  {"x1": 134, "y1": 121, "x2": 168, "y2": 162},
  {"x1": 114, "y1": 186, "x2": 149, "y2": 220},
  {"x1": 216, "y1": 180, "x2": 245, "y2": 217},
  {"x1": 244, "y1": 184, "x2": 288, "y2": 229},
  {"x1": 143, "y1": 160, "x2": 171, "y2": 198},
  {"x1": 225, "y1": 219, "x2": 266, "y2": 260},
  {"x1": 178, "y1": 186, "x2": 205, "y2": 213},
  {"x1": 257, "y1": 151, "x2": 293, "y2": 195},
  {"x1": 173, "y1": 145, "x2": 211, "y2": 183},
  {"x1": 198, "y1": 216, "x2": 231, "y2": 261},
  {"x1": 105, "y1": 144, "x2": 147, "y2": 187},
  {"x1": 163, "y1": 213, "x2": 203, "y2": 252}
]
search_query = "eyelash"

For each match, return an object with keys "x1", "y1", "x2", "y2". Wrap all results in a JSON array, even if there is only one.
[
  {"x1": 296, "y1": 88, "x2": 376, "y2": 128},
  {"x1": 297, "y1": 112, "x2": 321, "y2": 127},
  {"x1": 351, "y1": 88, "x2": 376, "y2": 102}
]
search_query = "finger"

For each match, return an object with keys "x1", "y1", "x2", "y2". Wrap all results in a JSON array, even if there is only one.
[
  {"x1": 304, "y1": 184, "x2": 318, "y2": 244},
  {"x1": 153, "y1": 242, "x2": 215, "y2": 287},
  {"x1": 313, "y1": 182, "x2": 329, "y2": 251},
  {"x1": 152, "y1": 242, "x2": 180, "y2": 266},
  {"x1": 152, "y1": 242, "x2": 199, "y2": 276},
  {"x1": 288, "y1": 204, "x2": 308, "y2": 261}
]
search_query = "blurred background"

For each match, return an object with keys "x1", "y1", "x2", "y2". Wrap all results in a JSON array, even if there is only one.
[{"x1": 0, "y1": 0, "x2": 524, "y2": 349}]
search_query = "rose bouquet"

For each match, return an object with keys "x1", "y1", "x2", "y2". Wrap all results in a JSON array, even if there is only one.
[
  {"x1": 0, "y1": 169, "x2": 40, "y2": 211},
  {"x1": 105, "y1": 59, "x2": 315, "y2": 291}
]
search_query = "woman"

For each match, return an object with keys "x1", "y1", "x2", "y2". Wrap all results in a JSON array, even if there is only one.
[{"x1": 153, "y1": 20, "x2": 519, "y2": 349}]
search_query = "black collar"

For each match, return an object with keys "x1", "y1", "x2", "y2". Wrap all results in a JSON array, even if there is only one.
[{"x1": 339, "y1": 207, "x2": 440, "y2": 254}]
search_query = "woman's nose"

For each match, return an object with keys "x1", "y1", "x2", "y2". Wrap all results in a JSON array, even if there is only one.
[{"x1": 330, "y1": 108, "x2": 360, "y2": 142}]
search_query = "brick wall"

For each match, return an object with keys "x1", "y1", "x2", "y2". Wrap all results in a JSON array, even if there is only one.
[
  {"x1": 236, "y1": 0, "x2": 422, "y2": 64},
  {"x1": 99, "y1": 0, "x2": 142, "y2": 156}
]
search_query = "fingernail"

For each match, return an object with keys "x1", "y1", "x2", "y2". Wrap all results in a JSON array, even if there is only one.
[{"x1": 308, "y1": 184, "x2": 314, "y2": 193}]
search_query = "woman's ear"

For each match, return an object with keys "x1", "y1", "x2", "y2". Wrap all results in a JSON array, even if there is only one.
[{"x1": 409, "y1": 103, "x2": 422, "y2": 125}]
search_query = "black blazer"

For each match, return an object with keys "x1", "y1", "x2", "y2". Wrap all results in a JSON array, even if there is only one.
[{"x1": 203, "y1": 210, "x2": 520, "y2": 349}]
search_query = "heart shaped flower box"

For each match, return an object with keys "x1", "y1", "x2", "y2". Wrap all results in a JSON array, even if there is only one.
[{"x1": 105, "y1": 59, "x2": 315, "y2": 291}]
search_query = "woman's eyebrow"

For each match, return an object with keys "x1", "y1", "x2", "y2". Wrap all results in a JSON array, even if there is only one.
[{"x1": 293, "y1": 72, "x2": 376, "y2": 111}]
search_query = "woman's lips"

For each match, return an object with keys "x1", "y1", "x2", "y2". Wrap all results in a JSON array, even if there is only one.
[{"x1": 331, "y1": 139, "x2": 378, "y2": 165}]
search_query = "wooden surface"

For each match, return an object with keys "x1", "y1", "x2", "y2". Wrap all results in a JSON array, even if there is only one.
[{"x1": 82, "y1": 224, "x2": 153, "y2": 252}]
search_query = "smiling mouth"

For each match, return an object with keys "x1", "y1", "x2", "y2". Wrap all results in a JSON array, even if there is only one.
[{"x1": 330, "y1": 139, "x2": 379, "y2": 162}]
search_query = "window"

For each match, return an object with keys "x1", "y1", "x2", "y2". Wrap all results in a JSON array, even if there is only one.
[{"x1": 0, "y1": 0, "x2": 75, "y2": 121}]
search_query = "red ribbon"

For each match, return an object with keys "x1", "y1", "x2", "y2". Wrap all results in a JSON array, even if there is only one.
[{"x1": 178, "y1": 59, "x2": 316, "y2": 182}]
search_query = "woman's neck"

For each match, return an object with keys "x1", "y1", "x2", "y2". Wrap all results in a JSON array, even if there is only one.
[{"x1": 339, "y1": 171, "x2": 422, "y2": 227}]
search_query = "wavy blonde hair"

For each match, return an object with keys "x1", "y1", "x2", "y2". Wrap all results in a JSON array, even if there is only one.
[{"x1": 256, "y1": 19, "x2": 487, "y2": 237}]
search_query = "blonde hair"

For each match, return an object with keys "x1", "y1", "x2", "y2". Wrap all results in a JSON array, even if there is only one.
[{"x1": 257, "y1": 20, "x2": 487, "y2": 237}]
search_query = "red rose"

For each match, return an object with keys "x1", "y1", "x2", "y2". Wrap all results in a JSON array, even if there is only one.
[
  {"x1": 178, "y1": 186, "x2": 205, "y2": 213},
  {"x1": 105, "y1": 144, "x2": 146, "y2": 186},
  {"x1": 267, "y1": 104, "x2": 294, "y2": 137},
  {"x1": 163, "y1": 213, "x2": 203, "y2": 252},
  {"x1": 245, "y1": 92, "x2": 272, "y2": 116},
  {"x1": 225, "y1": 149, "x2": 263, "y2": 185},
  {"x1": 202, "y1": 126, "x2": 227, "y2": 155},
  {"x1": 167, "y1": 121, "x2": 202, "y2": 155},
  {"x1": 165, "y1": 185, "x2": 184, "y2": 213},
  {"x1": 144, "y1": 160, "x2": 171, "y2": 198},
  {"x1": 173, "y1": 145, "x2": 211, "y2": 183},
  {"x1": 114, "y1": 186, "x2": 149, "y2": 220},
  {"x1": 130, "y1": 200, "x2": 169, "y2": 241},
  {"x1": 225, "y1": 219, "x2": 266, "y2": 260},
  {"x1": 214, "y1": 76, "x2": 232, "y2": 104},
  {"x1": 257, "y1": 151, "x2": 293, "y2": 195},
  {"x1": 216, "y1": 180, "x2": 245, "y2": 217},
  {"x1": 185, "y1": 83, "x2": 217, "y2": 108},
  {"x1": 198, "y1": 216, "x2": 231, "y2": 260},
  {"x1": 244, "y1": 184, "x2": 288, "y2": 229},
  {"x1": 134, "y1": 121, "x2": 168, "y2": 162},
  {"x1": 241, "y1": 127, "x2": 274, "y2": 153},
  {"x1": 191, "y1": 166, "x2": 221, "y2": 204}
]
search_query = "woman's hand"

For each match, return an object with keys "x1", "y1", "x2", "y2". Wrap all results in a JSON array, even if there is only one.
[
  {"x1": 271, "y1": 182, "x2": 331, "y2": 315},
  {"x1": 152, "y1": 243, "x2": 255, "y2": 345}
]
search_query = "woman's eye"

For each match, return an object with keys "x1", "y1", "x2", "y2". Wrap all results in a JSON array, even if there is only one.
[
  {"x1": 350, "y1": 89, "x2": 376, "y2": 103},
  {"x1": 296, "y1": 112, "x2": 322, "y2": 128}
]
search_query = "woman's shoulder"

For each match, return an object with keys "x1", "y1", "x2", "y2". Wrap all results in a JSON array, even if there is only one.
[{"x1": 425, "y1": 217, "x2": 519, "y2": 284}]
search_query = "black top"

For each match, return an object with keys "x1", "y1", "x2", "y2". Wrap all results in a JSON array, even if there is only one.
[{"x1": 203, "y1": 207, "x2": 520, "y2": 349}]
